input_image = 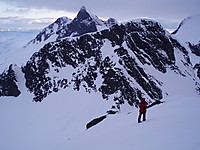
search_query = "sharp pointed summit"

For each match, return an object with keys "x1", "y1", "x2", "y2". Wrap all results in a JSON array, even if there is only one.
[
  {"x1": 76, "y1": 6, "x2": 91, "y2": 21},
  {"x1": 80, "y1": 6, "x2": 87, "y2": 11},
  {"x1": 27, "y1": 6, "x2": 118, "y2": 46}
]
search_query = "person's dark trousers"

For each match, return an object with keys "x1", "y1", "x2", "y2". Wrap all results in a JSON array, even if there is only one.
[{"x1": 138, "y1": 112, "x2": 146, "y2": 123}]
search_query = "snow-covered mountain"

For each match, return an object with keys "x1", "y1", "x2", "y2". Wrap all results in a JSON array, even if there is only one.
[
  {"x1": 1, "y1": 14, "x2": 198, "y2": 111},
  {"x1": 0, "y1": 6, "x2": 199, "y2": 150},
  {"x1": 27, "y1": 16, "x2": 72, "y2": 45},
  {"x1": 173, "y1": 14, "x2": 200, "y2": 81},
  {"x1": 27, "y1": 6, "x2": 118, "y2": 47},
  {"x1": 172, "y1": 14, "x2": 200, "y2": 44}
]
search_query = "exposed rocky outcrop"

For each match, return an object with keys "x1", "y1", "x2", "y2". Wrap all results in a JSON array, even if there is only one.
[
  {"x1": 194, "y1": 63, "x2": 200, "y2": 79},
  {"x1": 86, "y1": 115, "x2": 107, "y2": 129},
  {"x1": 21, "y1": 20, "x2": 190, "y2": 105},
  {"x1": 188, "y1": 42, "x2": 200, "y2": 56},
  {"x1": 0, "y1": 65, "x2": 21, "y2": 97}
]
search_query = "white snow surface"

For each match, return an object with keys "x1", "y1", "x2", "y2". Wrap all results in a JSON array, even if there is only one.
[
  {"x1": 0, "y1": 74, "x2": 199, "y2": 150},
  {"x1": 173, "y1": 14, "x2": 200, "y2": 82},
  {"x1": 0, "y1": 20, "x2": 200, "y2": 150},
  {"x1": 174, "y1": 14, "x2": 200, "y2": 44}
]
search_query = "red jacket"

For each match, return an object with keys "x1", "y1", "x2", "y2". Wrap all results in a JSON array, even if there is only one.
[{"x1": 139, "y1": 99, "x2": 148, "y2": 113}]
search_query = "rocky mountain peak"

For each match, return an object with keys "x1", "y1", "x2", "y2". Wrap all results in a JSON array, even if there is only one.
[
  {"x1": 26, "y1": 6, "x2": 113, "y2": 46},
  {"x1": 65, "y1": 6, "x2": 97, "y2": 37},
  {"x1": 76, "y1": 6, "x2": 92, "y2": 21},
  {"x1": 26, "y1": 16, "x2": 71, "y2": 45},
  {"x1": 55, "y1": 16, "x2": 71, "y2": 25},
  {"x1": 106, "y1": 18, "x2": 119, "y2": 27},
  {"x1": 80, "y1": 6, "x2": 86, "y2": 10}
]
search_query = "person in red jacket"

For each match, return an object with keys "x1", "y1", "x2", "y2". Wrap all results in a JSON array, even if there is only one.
[{"x1": 138, "y1": 97, "x2": 148, "y2": 123}]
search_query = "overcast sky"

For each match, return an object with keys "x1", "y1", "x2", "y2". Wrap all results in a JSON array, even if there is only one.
[{"x1": 0, "y1": 0, "x2": 200, "y2": 31}]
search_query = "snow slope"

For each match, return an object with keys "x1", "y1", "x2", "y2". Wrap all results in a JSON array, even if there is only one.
[
  {"x1": 173, "y1": 14, "x2": 200, "y2": 82},
  {"x1": 173, "y1": 14, "x2": 200, "y2": 44},
  {"x1": 0, "y1": 72, "x2": 199, "y2": 150},
  {"x1": 60, "y1": 97, "x2": 200, "y2": 150},
  {"x1": 172, "y1": 14, "x2": 200, "y2": 62}
]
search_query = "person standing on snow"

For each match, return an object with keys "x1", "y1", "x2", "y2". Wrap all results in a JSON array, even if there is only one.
[{"x1": 138, "y1": 98, "x2": 148, "y2": 123}]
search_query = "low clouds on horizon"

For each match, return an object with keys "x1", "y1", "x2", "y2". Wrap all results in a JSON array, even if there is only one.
[
  {"x1": 0, "y1": 0, "x2": 200, "y2": 31},
  {"x1": 1, "y1": 0, "x2": 200, "y2": 20},
  {"x1": 0, "y1": 17, "x2": 56, "y2": 31}
]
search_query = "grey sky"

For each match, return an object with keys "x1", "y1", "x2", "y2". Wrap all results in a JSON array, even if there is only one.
[{"x1": 0, "y1": 0, "x2": 200, "y2": 31}]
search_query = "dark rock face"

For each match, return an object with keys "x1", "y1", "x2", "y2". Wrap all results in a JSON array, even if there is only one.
[
  {"x1": 22, "y1": 34, "x2": 103, "y2": 101},
  {"x1": 21, "y1": 20, "x2": 189, "y2": 106},
  {"x1": 106, "y1": 18, "x2": 118, "y2": 27},
  {"x1": 125, "y1": 20, "x2": 176, "y2": 73},
  {"x1": 194, "y1": 63, "x2": 200, "y2": 79},
  {"x1": 188, "y1": 42, "x2": 200, "y2": 56},
  {"x1": 86, "y1": 115, "x2": 107, "y2": 129},
  {"x1": 0, "y1": 65, "x2": 21, "y2": 97},
  {"x1": 187, "y1": 42, "x2": 200, "y2": 80},
  {"x1": 57, "y1": 6, "x2": 97, "y2": 39}
]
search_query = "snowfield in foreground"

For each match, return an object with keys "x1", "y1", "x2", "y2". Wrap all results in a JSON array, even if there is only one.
[
  {"x1": 0, "y1": 84, "x2": 199, "y2": 150},
  {"x1": 62, "y1": 96, "x2": 200, "y2": 150}
]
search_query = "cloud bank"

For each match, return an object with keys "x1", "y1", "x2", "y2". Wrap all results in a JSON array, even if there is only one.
[
  {"x1": 2, "y1": 0, "x2": 200, "y2": 21},
  {"x1": 0, "y1": 0, "x2": 199, "y2": 31},
  {"x1": 0, "y1": 17, "x2": 56, "y2": 31}
]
